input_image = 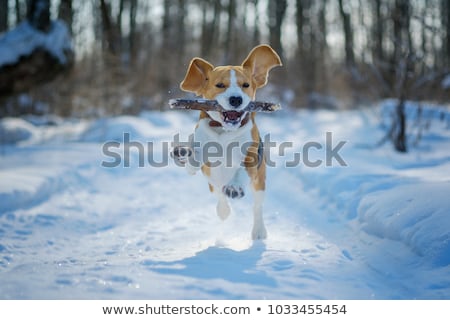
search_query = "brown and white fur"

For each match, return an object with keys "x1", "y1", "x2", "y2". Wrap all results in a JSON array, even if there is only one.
[{"x1": 173, "y1": 45, "x2": 282, "y2": 240}]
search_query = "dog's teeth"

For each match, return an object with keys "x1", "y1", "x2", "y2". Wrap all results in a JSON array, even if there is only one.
[{"x1": 223, "y1": 111, "x2": 243, "y2": 124}]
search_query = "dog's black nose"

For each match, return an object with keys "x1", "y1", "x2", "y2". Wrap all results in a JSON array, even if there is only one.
[{"x1": 229, "y1": 96, "x2": 243, "y2": 107}]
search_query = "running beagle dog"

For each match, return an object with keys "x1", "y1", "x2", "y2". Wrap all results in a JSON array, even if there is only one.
[{"x1": 173, "y1": 45, "x2": 282, "y2": 239}]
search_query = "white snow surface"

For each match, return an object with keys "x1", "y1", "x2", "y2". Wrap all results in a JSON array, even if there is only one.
[
  {"x1": 0, "y1": 102, "x2": 449, "y2": 299},
  {"x1": 0, "y1": 20, "x2": 72, "y2": 67}
]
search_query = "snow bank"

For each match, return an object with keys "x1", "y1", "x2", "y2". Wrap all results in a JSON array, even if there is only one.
[
  {"x1": 0, "y1": 168, "x2": 62, "y2": 213},
  {"x1": 0, "y1": 20, "x2": 72, "y2": 67},
  {"x1": 358, "y1": 182, "x2": 450, "y2": 266},
  {"x1": 78, "y1": 111, "x2": 192, "y2": 143},
  {"x1": 0, "y1": 145, "x2": 99, "y2": 215},
  {"x1": 0, "y1": 116, "x2": 90, "y2": 145},
  {"x1": 1, "y1": 111, "x2": 186, "y2": 146},
  {"x1": 295, "y1": 101, "x2": 450, "y2": 268},
  {"x1": 81, "y1": 116, "x2": 164, "y2": 142},
  {"x1": 0, "y1": 117, "x2": 37, "y2": 144}
]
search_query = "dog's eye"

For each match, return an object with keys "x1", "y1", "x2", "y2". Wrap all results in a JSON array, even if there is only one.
[
  {"x1": 215, "y1": 83, "x2": 225, "y2": 89},
  {"x1": 242, "y1": 82, "x2": 250, "y2": 88}
]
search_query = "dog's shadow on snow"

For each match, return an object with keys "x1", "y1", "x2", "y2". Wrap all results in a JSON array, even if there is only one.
[{"x1": 142, "y1": 242, "x2": 276, "y2": 287}]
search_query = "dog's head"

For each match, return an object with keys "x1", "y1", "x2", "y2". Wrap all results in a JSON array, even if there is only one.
[{"x1": 180, "y1": 45, "x2": 282, "y2": 130}]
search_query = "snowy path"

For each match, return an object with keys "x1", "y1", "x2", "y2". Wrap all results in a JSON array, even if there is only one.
[{"x1": 1, "y1": 105, "x2": 449, "y2": 299}]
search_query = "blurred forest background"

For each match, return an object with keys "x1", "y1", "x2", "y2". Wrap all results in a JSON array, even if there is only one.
[{"x1": 0, "y1": 0, "x2": 449, "y2": 118}]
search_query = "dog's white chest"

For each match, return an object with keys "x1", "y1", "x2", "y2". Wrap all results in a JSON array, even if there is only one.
[{"x1": 194, "y1": 119, "x2": 252, "y2": 188}]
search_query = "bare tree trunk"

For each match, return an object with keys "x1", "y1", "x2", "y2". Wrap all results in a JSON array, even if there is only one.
[
  {"x1": 0, "y1": 0, "x2": 7, "y2": 32},
  {"x1": 176, "y1": 0, "x2": 186, "y2": 60},
  {"x1": 388, "y1": 55, "x2": 410, "y2": 153},
  {"x1": 394, "y1": 98, "x2": 407, "y2": 152},
  {"x1": 386, "y1": 1, "x2": 412, "y2": 152},
  {"x1": 27, "y1": 0, "x2": 50, "y2": 32},
  {"x1": 158, "y1": 0, "x2": 175, "y2": 102},
  {"x1": 200, "y1": 1, "x2": 209, "y2": 56},
  {"x1": 58, "y1": 0, "x2": 73, "y2": 35},
  {"x1": 393, "y1": 0, "x2": 411, "y2": 152},
  {"x1": 268, "y1": 0, "x2": 287, "y2": 61},
  {"x1": 223, "y1": 0, "x2": 236, "y2": 64},
  {"x1": 129, "y1": 0, "x2": 137, "y2": 59},
  {"x1": 295, "y1": 0, "x2": 305, "y2": 55},
  {"x1": 338, "y1": 0, "x2": 355, "y2": 67},
  {"x1": 15, "y1": 0, "x2": 22, "y2": 24},
  {"x1": 443, "y1": 0, "x2": 450, "y2": 68},
  {"x1": 392, "y1": 0, "x2": 411, "y2": 65},
  {"x1": 161, "y1": 0, "x2": 172, "y2": 52},
  {"x1": 252, "y1": 0, "x2": 260, "y2": 46},
  {"x1": 117, "y1": 0, "x2": 124, "y2": 38},
  {"x1": 420, "y1": 1, "x2": 428, "y2": 73},
  {"x1": 201, "y1": 0, "x2": 221, "y2": 57},
  {"x1": 372, "y1": 0, "x2": 384, "y2": 63},
  {"x1": 213, "y1": 0, "x2": 222, "y2": 51},
  {"x1": 100, "y1": 0, "x2": 120, "y2": 55},
  {"x1": 296, "y1": 0, "x2": 315, "y2": 93},
  {"x1": 447, "y1": 0, "x2": 450, "y2": 68},
  {"x1": 317, "y1": 0, "x2": 328, "y2": 91}
]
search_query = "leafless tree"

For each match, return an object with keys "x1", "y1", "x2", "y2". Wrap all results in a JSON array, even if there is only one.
[
  {"x1": 338, "y1": 0, "x2": 355, "y2": 67},
  {"x1": 201, "y1": 0, "x2": 220, "y2": 57},
  {"x1": 268, "y1": 0, "x2": 287, "y2": 61},
  {"x1": 0, "y1": 0, "x2": 7, "y2": 32},
  {"x1": 27, "y1": 0, "x2": 50, "y2": 32},
  {"x1": 58, "y1": 0, "x2": 72, "y2": 34}
]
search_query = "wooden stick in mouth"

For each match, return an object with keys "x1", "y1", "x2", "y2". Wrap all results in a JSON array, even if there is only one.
[{"x1": 168, "y1": 99, "x2": 282, "y2": 113}]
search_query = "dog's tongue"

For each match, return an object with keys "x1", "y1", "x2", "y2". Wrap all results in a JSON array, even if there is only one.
[{"x1": 224, "y1": 111, "x2": 241, "y2": 121}]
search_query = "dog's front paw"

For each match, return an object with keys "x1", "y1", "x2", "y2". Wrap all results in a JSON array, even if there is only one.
[
  {"x1": 222, "y1": 185, "x2": 245, "y2": 199},
  {"x1": 171, "y1": 146, "x2": 192, "y2": 165}
]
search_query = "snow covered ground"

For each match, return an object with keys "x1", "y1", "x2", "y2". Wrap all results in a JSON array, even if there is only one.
[{"x1": 0, "y1": 101, "x2": 449, "y2": 299}]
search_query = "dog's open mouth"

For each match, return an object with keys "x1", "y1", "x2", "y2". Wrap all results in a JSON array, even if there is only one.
[{"x1": 222, "y1": 111, "x2": 245, "y2": 125}]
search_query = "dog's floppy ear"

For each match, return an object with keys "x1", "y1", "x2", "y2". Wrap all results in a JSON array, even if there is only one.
[
  {"x1": 180, "y1": 58, "x2": 214, "y2": 95},
  {"x1": 242, "y1": 45, "x2": 282, "y2": 88}
]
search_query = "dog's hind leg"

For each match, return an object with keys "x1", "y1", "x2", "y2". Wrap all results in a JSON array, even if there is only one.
[
  {"x1": 251, "y1": 189, "x2": 267, "y2": 240},
  {"x1": 247, "y1": 154, "x2": 267, "y2": 240},
  {"x1": 216, "y1": 193, "x2": 231, "y2": 220}
]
